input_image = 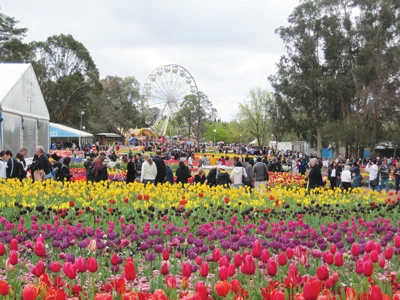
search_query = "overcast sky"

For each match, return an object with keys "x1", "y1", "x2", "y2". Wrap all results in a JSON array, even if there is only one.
[{"x1": 1, "y1": 0, "x2": 299, "y2": 120}]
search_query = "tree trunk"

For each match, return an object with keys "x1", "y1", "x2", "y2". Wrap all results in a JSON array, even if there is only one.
[
  {"x1": 370, "y1": 109, "x2": 378, "y2": 156},
  {"x1": 316, "y1": 127, "x2": 322, "y2": 158}
]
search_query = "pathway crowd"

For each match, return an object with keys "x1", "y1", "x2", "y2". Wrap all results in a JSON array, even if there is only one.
[{"x1": 0, "y1": 144, "x2": 399, "y2": 194}]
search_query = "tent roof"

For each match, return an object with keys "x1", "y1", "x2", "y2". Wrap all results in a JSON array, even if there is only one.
[
  {"x1": 0, "y1": 63, "x2": 49, "y2": 120},
  {"x1": 0, "y1": 63, "x2": 29, "y2": 101},
  {"x1": 50, "y1": 122, "x2": 93, "y2": 138},
  {"x1": 96, "y1": 133, "x2": 121, "y2": 138}
]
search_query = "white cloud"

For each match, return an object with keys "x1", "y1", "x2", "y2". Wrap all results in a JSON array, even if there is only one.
[{"x1": 1, "y1": 0, "x2": 299, "y2": 120}]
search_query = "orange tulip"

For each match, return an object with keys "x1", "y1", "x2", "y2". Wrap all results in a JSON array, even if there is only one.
[{"x1": 215, "y1": 281, "x2": 230, "y2": 297}]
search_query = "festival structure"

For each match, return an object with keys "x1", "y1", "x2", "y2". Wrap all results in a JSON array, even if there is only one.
[{"x1": 0, "y1": 63, "x2": 50, "y2": 156}]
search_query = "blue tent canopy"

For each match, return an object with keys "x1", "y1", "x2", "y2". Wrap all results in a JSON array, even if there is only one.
[{"x1": 50, "y1": 123, "x2": 93, "y2": 138}]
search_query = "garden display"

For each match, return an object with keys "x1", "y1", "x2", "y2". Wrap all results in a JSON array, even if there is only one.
[{"x1": 0, "y1": 177, "x2": 398, "y2": 299}]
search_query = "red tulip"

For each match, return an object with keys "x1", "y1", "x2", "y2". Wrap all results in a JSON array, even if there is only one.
[
  {"x1": 373, "y1": 243, "x2": 381, "y2": 253},
  {"x1": 64, "y1": 262, "x2": 77, "y2": 279},
  {"x1": 330, "y1": 244, "x2": 336, "y2": 254},
  {"x1": 34, "y1": 241, "x2": 46, "y2": 257},
  {"x1": 317, "y1": 266, "x2": 329, "y2": 281},
  {"x1": 364, "y1": 240, "x2": 374, "y2": 253},
  {"x1": 363, "y1": 260, "x2": 373, "y2": 277},
  {"x1": 379, "y1": 257, "x2": 385, "y2": 268},
  {"x1": 111, "y1": 278, "x2": 126, "y2": 295},
  {"x1": 219, "y1": 256, "x2": 229, "y2": 268},
  {"x1": 200, "y1": 262, "x2": 209, "y2": 278},
  {"x1": 261, "y1": 249, "x2": 270, "y2": 263},
  {"x1": 285, "y1": 268, "x2": 298, "y2": 288},
  {"x1": 50, "y1": 262, "x2": 61, "y2": 273},
  {"x1": 228, "y1": 263, "x2": 236, "y2": 277},
  {"x1": 325, "y1": 278, "x2": 333, "y2": 289},
  {"x1": 22, "y1": 284, "x2": 39, "y2": 300},
  {"x1": 252, "y1": 239, "x2": 261, "y2": 258},
  {"x1": 111, "y1": 253, "x2": 119, "y2": 266},
  {"x1": 355, "y1": 259, "x2": 364, "y2": 274},
  {"x1": 87, "y1": 257, "x2": 98, "y2": 273},
  {"x1": 9, "y1": 250, "x2": 18, "y2": 265},
  {"x1": 219, "y1": 266, "x2": 229, "y2": 281},
  {"x1": 182, "y1": 261, "x2": 192, "y2": 278},
  {"x1": 303, "y1": 278, "x2": 321, "y2": 300},
  {"x1": 334, "y1": 252, "x2": 343, "y2": 267},
  {"x1": 271, "y1": 290, "x2": 285, "y2": 300},
  {"x1": 240, "y1": 255, "x2": 256, "y2": 275},
  {"x1": 157, "y1": 262, "x2": 167, "y2": 276},
  {"x1": 286, "y1": 247, "x2": 294, "y2": 259},
  {"x1": 370, "y1": 250, "x2": 379, "y2": 263},
  {"x1": 196, "y1": 281, "x2": 208, "y2": 300},
  {"x1": 351, "y1": 243, "x2": 360, "y2": 256},
  {"x1": 10, "y1": 239, "x2": 18, "y2": 251},
  {"x1": 395, "y1": 236, "x2": 400, "y2": 248},
  {"x1": 75, "y1": 256, "x2": 87, "y2": 273},
  {"x1": 369, "y1": 285, "x2": 383, "y2": 300},
  {"x1": 331, "y1": 272, "x2": 339, "y2": 284},
  {"x1": 32, "y1": 260, "x2": 45, "y2": 277},
  {"x1": 215, "y1": 280, "x2": 230, "y2": 297},
  {"x1": 152, "y1": 290, "x2": 167, "y2": 299},
  {"x1": 213, "y1": 248, "x2": 221, "y2": 262},
  {"x1": 393, "y1": 291, "x2": 400, "y2": 300},
  {"x1": 124, "y1": 259, "x2": 136, "y2": 281},
  {"x1": 165, "y1": 275, "x2": 176, "y2": 289},
  {"x1": 234, "y1": 253, "x2": 242, "y2": 267},
  {"x1": 230, "y1": 279, "x2": 240, "y2": 294},
  {"x1": 0, "y1": 243, "x2": 5, "y2": 256},
  {"x1": 384, "y1": 246, "x2": 393, "y2": 260},
  {"x1": 0, "y1": 280, "x2": 9, "y2": 296},
  {"x1": 278, "y1": 252, "x2": 287, "y2": 266},
  {"x1": 267, "y1": 258, "x2": 278, "y2": 277},
  {"x1": 324, "y1": 252, "x2": 334, "y2": 265},
  {"x1": 162, "y1": 248, "x2": 169, "y2": 261},
  {"x1": 195, "y1": 256, "x2": 202, "y2": 266}
]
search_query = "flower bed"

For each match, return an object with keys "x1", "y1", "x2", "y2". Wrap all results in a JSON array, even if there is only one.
[{"x1": 0, "y1": 179, "x2": 398, "y2": 299}]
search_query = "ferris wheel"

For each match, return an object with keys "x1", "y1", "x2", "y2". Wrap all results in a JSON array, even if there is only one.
[{"x1": 142, "y1": 64, "x2": 198, "y2": 136}]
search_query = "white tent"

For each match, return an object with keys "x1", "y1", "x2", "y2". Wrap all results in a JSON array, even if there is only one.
[{"x1": 0, "y1": 63, "x2": 50, "y2": 156}]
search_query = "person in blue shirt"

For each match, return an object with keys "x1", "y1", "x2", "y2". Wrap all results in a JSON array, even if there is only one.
[{"x1": 165, "y1": 165, "x2": 174, "y2": 184}]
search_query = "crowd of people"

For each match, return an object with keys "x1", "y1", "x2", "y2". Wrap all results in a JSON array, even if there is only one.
[{"x1": 1, "y1": 144, "x2": 399, "y2": 194}]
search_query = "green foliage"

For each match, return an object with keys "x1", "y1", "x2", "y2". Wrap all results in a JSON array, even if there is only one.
[
  {"x1": 203, "y1": 122, "x2": 231, "y2": 144},
  {"x1": 31, "y1": 34, "x2": 102, "y2": 129},
  {"x1": 92, "y1": 76, "x2": 141, "y2": 133},
  {"x1": 270, "y1": 0, "x2": 400, "y2": 157},
  {"x1": 0, "y1": 12, "x2": 31, "y2": 62},
  {"x1": 237, "y1": 88, "x2": 274, "y2": 147},
  {"x1": 173, "y1": 92, "x2": 217, "y2": 142}
]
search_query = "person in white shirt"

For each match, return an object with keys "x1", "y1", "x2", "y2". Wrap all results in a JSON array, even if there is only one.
[
  {"x1": 0, "y1": 151, "x2": 7, "y2": 179},
  {"x1": 230, "y1": 161, "x2": 248, "y2": 188},
  {"x1": 341, "y1": 165, "x2": 352, "y2": 191},
  {"x1": 140, "y1": 154, "x2": 157, "y2": 186},
  {"x1": 188, "y1": 155, "x2": 193, "y2": 168},
  {"x1": 323, "y1": 159, "x2": 329, "y2": 168},
  {"x1": 366, "y1": 159, "x2": 379, "y2": 191}
]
